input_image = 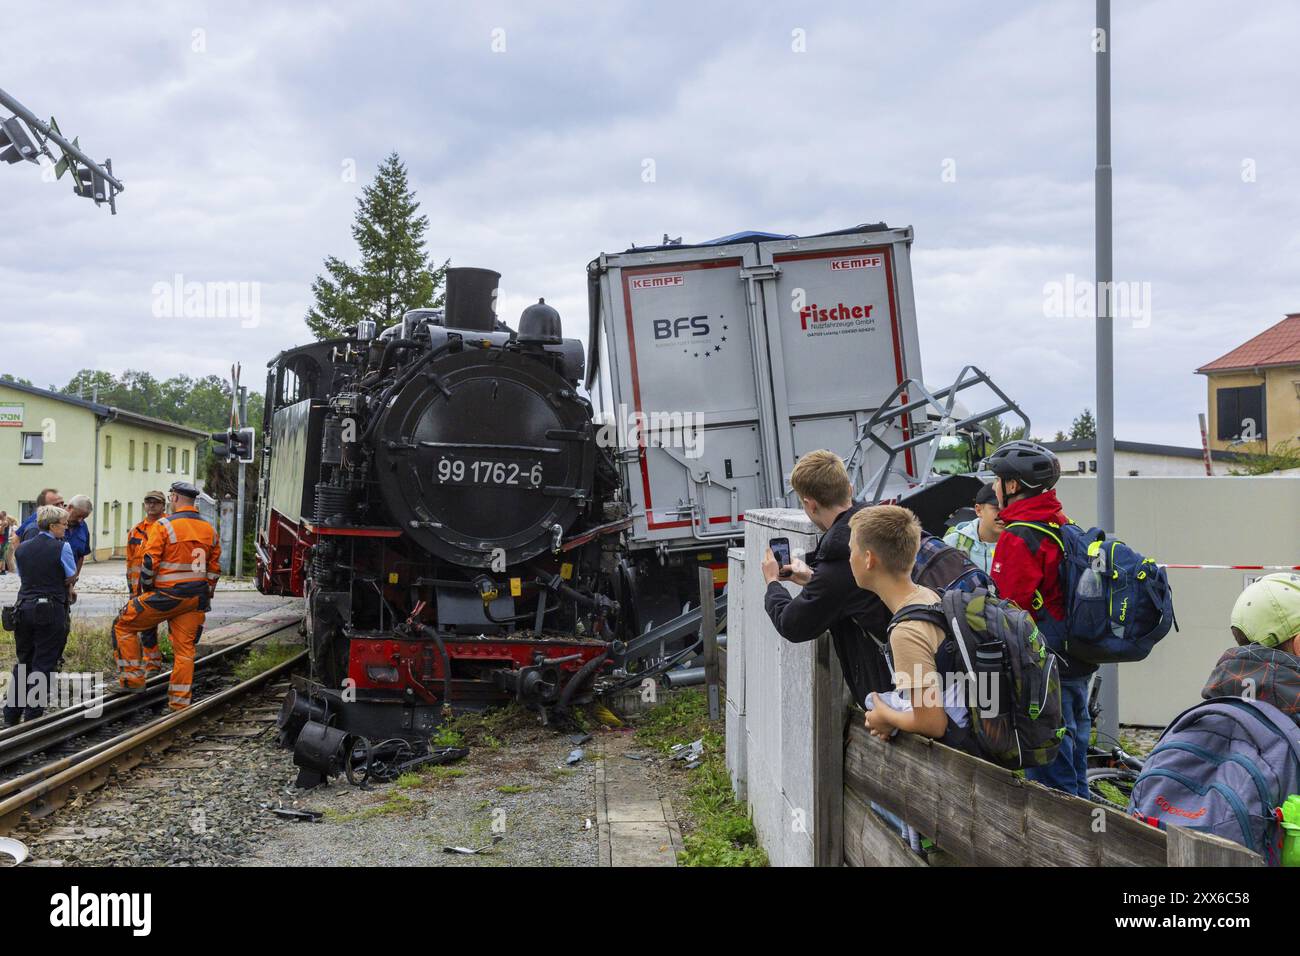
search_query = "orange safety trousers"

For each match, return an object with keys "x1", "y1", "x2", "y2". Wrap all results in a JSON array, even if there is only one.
[
  {"x1": 114, "y1": 590, "x2": 205, "y2": 709},
  {"x1": 127, "y1": 581, "x2": 165, "y2": 675},
  {"x1": 126, "y1": 519, "x2": 164, "y2": 674}
]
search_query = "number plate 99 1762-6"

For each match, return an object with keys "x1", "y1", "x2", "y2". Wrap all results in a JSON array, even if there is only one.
[{"x1": 434, "y1": 456, "x2": 544, "y2": 488}]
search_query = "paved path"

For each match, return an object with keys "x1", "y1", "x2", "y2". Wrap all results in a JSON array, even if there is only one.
[
  {"x1": 1, "y1": 557, "x2": 296, "y2": 629},
  {"x1": 596, "y1": 733, "x2": 682, "y2": 867}
]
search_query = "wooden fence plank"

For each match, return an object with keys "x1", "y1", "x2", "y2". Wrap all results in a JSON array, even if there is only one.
[
  {"x1": 1166, "y1": 825, "x2": 1266, "y2": 867},
  {"x1": 812, "y1": 634, "x2": 846, "y2": 866},
  {"x1": 843, "y1": 788, "x2": 928, "y2": 867},
  {"x1": 698, "y1": 568, "x2": 720, "y2": 721},
  {"x1": 844, "y1": 720, "x2": 1175, "y2": 867}
]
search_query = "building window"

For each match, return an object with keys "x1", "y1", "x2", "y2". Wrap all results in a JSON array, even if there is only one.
[
  {"x1": 1077, "y1": 460, "x2": 1087, "y2": 474},
  {"x1": 20, "y1": 432, "x2": 43, "y2": 463},
  {"x1": 104, "y1": 434, "x2": 112, "y2": 468},
  {"x1": 167, "y1": 446, "x2": 176, "y2": 472},
  {"x1": 156, "y1": 445, "x2": 162, "y2": 472},
  {"x1": 129, "y1": 439, "x2": 135, "y2": 470},
  {"x1": 1089, "y1": 460, "x2": 1097, "y2": 473},
  {"x1": 1217, "y1": 385, "x2": 1267, "y2": 441},
  {"x1": 102, "y1": 502, "x2": 109, "y2": 533},
  {"x1": 182, "y1": 448, "x2": 191, "y2": 474},
  {"x1": 19, "y1": 500, "x2": 35, "y2": 521},
  {"x1": 128, "y1": 501, "x2": 134, "y2": 529},
  {"x1": 142, "y1": 441, "x2": 149, "y2": 471}
]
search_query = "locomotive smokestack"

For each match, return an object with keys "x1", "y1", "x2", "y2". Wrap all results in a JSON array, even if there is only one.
[{"x1": 443, "y1": 267, "x2": 501, "y2": 332}]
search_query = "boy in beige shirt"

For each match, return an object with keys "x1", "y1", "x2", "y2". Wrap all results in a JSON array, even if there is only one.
[{"x1": 849, "y1": 504, "x2": 967, "y2": 743}]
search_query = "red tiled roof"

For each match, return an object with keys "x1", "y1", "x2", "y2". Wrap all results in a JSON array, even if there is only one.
[{"x1": 1197, "y1": 314, "x2": 1300, "y2": 373}]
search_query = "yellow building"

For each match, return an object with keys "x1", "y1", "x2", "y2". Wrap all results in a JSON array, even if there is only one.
[
  {"x1": 1197, "y1": 313, "x2": 1300, "y2": 455},
  {"x1": 0, "y1": 380, "x2": 206, "y2": 560}
]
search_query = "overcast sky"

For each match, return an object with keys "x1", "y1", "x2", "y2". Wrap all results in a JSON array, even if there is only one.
[{"x1": 1, "y1": 0, "x2": 1296, "y2": 444}]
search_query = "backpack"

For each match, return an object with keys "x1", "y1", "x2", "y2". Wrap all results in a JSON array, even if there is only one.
[
  {"x1": 889, "y1": 588, "x2": 1064, "y2": 770},
  {"x1": 1003, "y1": 520, "x2": 1176, "y2": 664},
  {"x1": 1128, "y1": 697, "x2": 1300, "y2": 865},
  {"x1": 913, "y1": 533, "x2": 990, "y2": 594}
]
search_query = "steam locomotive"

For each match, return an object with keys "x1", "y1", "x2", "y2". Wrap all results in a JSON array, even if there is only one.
[{"x1": 256, "y1": 268, "x2": 634, "y2": 743}]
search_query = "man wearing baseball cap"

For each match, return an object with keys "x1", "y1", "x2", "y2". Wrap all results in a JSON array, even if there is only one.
[
  {"x1": 112, "y1": 481, "x2": 221, "y2": 709},
  {"x1": 1203, "y1": 572, "x2": 1300, "y2": 722},
  {"x1": 125, "y1": 491, "x2": 168, "y2": 676}
]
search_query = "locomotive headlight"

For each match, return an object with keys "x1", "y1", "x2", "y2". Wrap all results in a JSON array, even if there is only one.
[{"x1": 366, "y1": 665, "x2": 400, "y2": 683}]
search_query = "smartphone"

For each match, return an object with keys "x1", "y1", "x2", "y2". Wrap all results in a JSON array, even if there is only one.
[{"x1": 769, "y1": 537, "x2": 792, "y2": 578}]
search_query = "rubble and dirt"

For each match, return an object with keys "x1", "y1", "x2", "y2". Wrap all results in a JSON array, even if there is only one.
[{"x1": 10, "y1": 695, "x2": 605, "y2": 868}]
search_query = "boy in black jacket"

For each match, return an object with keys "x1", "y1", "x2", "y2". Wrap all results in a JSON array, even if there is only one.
[{"x1": 762, "y1": 451, "x2": 893, "y2": 705}]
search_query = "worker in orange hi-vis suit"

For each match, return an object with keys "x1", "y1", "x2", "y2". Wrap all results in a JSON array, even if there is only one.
[
  {"x1": 113, "y1": 482, "x2": 221, "y2": 709},
  {"x1": 124, "y1": 490, "x2": 168, "y2": 676}
]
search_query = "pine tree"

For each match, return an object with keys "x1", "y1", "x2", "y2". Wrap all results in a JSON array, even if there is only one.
[
  {"x1": 305, "y1": 152, "x2": 449, "y2": 339},
  {"x1": 1070, "y1": 408, "x2": 1097, "y2": 440}
]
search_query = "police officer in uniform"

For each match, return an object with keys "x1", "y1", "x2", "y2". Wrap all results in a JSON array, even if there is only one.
[{"x1": 3, "y1": 505, "x2": 76, "y2": 726}]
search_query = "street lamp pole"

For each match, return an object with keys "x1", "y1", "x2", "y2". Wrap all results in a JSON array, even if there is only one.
[{"x1": 1095, "y1": 0, "x2": 1120, "y2": 745}]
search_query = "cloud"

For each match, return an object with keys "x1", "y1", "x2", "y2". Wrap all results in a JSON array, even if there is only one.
[{"x1": 0, "y1": 0, "x2": 1297, "y2": 451}]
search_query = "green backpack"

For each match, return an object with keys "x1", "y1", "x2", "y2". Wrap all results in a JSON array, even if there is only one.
[{"x1": 891, "y1": 588, "x2": 1065, "y2": 769}]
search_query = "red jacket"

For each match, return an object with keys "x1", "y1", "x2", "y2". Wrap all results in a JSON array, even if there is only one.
[{"x1": 991, "y1": 490, "x2": 1069, "y2": 627}]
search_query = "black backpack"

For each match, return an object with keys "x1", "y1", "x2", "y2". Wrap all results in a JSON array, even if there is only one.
[
  {"x1": 889, "y1": 588, "x2": 1065, "y2": 770},
  {"x1": 913, "y1": 532, "x2": 990, "y2": 593}
]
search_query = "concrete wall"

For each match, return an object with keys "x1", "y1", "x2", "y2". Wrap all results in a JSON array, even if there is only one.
[
  {"x1": 725, "y1": 508, "x2": 828, "y2": 867},
  {"x1": 1055, "y1": 477, "x2": 1300, "y2": 727},
  {"x1": 1057, "y1": 449, "x2": 1223, "y2": 477}
]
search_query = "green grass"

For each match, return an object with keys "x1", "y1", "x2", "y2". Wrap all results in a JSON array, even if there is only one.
[
  {"x1": 231, "y1": 642, "x2": 300, "y2": 682},
  {"x1": 328, "y1": 790, "x2": 418, "y2": 822},
  {"x1": 442, "y1": 703, "x2": 534, "y2": 747},
  {"x1": 60, "y1": 622, "x2": 118, "y2": 674},
  {"x1": 397, "y1": 764, "x2": 468, "y2": 789},
  {"x1": 635, "y1": 688, "x2": 767, "y2": 867},
  {"x1": 432, "y1": 724, "x2": 464, "y2": 748},
  {"x1": 1094, "y1": 779, "x2": 1129, "y2": 807},
  {"x1": 496, "y1": 784, "x2": 531, "y2": 794}
]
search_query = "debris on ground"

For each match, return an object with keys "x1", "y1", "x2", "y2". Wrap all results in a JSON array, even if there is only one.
[
  {"x1": 443, "y1": 836, "x2": 504, "y2": 856},
  {"x1": 669, "y1": 738, "x2": 704, "y2": 769},
  {"x1": 0, "y1": 838, "x2": 29, "y2": 866},
  {"x1": 566, "y1": 748, "x2": 585, "y2": 765},
  {"x1": 269, "y1": 808, "x2": 324, "y2": 823}
]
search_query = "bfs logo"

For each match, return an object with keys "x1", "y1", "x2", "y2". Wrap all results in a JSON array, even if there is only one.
[{"x1": 653, "y1": 315, "x2": 710, "y2": 339}]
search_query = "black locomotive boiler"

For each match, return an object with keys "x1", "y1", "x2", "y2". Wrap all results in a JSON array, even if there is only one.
[{"x1": 257, "y1": 268, "x2": 630, "y2": 743}]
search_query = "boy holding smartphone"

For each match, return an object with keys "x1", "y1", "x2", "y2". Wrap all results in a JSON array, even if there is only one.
[{"x1": 761, "y1": 450, "x2": 894, "y2": 705}]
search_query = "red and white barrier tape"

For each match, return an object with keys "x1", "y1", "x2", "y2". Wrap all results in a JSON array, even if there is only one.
[{"x1": 1160, "y1": 564, "x2": 1300, "y2": 572}]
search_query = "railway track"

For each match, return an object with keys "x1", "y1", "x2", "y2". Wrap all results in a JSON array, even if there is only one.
[{"x1": 0, "y1": 622, "x2": 305, "y2": 836}]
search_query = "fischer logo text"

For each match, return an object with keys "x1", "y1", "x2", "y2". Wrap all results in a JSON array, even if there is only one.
[{"x1": 799, "y1": 302, "x2": 873, "y2": 331}]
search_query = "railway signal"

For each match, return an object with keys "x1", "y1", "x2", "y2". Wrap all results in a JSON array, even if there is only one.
[
  {"x1": 0, "y1": 85, "x2": 124, "y2": 213},
  {"x1": 210, "y1": 426, "x2": 255, "y2": 464},
  {"x1": 0, "y1": 115, "x2": 38, "y2": 163}
]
